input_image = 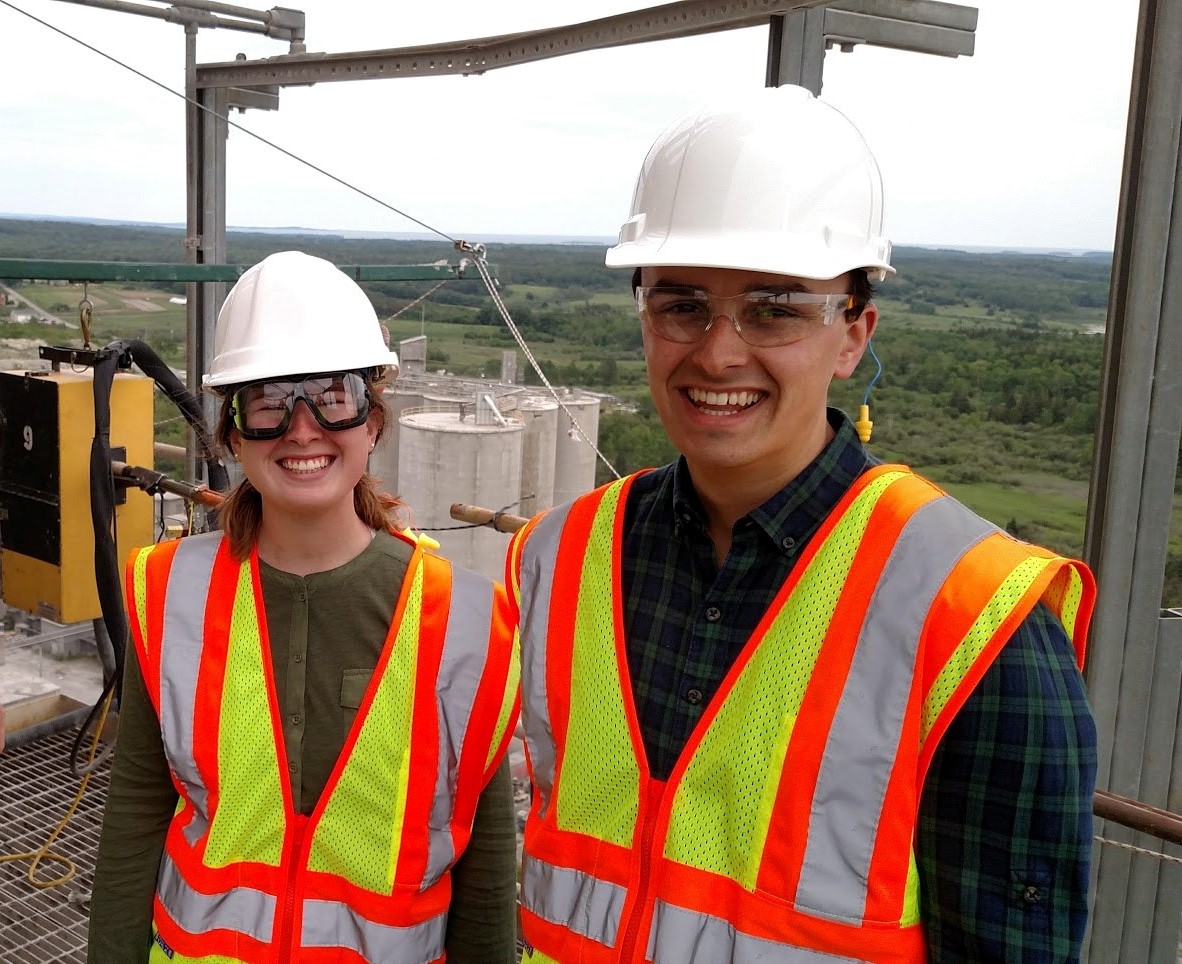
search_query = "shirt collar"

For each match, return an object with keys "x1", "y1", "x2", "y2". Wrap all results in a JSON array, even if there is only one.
[{"x1": 669, "y1": 407, "x2": 871, "y2": 555}]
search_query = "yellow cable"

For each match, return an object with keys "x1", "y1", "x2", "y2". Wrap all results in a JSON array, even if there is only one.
[{"x1": 0, "y1": 686, "x2": 114, "y2": 889}]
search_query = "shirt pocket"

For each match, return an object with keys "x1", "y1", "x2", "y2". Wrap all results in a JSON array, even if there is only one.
[{"x1": 340, "y1": 667, "x2": 372, "y2": 709}]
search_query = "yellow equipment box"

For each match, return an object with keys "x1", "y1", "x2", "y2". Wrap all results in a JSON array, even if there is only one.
[{"x1": 0, "y1": 368, "x2": 155, "y2": 623}]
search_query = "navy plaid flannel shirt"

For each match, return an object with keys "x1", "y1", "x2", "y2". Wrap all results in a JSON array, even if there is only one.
[{"x1": 620, "y1": 408, "x2": 1096, "y2": 962}]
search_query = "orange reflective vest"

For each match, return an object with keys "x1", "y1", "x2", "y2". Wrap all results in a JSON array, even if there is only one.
[
  {"x1": 507, "y1": 465, "x2": 1093, "y2": 964},
  {"x1": 126, "y1": 531, "x2": 520, "y2": 964}
]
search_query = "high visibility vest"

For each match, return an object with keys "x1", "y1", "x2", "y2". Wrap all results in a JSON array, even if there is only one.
[
  {"x1": 507, "y1": 465, "x2": 1092, "y2": 964},
  {"x1": 126, "y1": 530, "x2": 521, "y2": 964}
]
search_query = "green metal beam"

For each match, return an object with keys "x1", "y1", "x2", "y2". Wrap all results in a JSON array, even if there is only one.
[{"x1": 0, "y1": 259, "x2": 492, "y2": 283}]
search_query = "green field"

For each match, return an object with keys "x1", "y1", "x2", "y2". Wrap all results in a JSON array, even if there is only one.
[{"x1": 0, "y1": 223, "x2": 1176, "y2": 604}]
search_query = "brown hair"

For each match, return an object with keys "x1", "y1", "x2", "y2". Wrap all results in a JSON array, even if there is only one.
[{"x1": 211, "y1": 372, "x2": 407, "y2": 560}]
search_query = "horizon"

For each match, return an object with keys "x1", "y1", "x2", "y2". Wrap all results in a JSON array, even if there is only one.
[{"x1": 0, "y1": 212, "x2": 1115, "y2": 260}]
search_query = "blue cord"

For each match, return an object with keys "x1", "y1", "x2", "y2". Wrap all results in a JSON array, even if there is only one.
[{"x1": 862, "y1": 338, "x2": 882, "y2": 406}]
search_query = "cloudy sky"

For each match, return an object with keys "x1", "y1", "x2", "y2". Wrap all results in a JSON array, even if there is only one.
[{"x1": 0, "y1": 0, "x2": 1137, "y2": 252}]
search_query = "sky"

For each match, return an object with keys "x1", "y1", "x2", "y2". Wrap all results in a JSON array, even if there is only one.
[{"x1": 0, "y1": 0, "x2": 1138, "y2": 253}]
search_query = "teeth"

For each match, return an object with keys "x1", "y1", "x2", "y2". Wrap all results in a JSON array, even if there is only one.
[
  {"x1": 280, "y1": 456, "x2": 331, "y2": 473},
  {"x1": 687, "y1": 388, "x2": 761, "y2": 408}
]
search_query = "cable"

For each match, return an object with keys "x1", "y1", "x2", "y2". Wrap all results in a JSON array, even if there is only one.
[
  {"x1": 389, "y1": 280, "x2": 450, "y2": 320},
  {"x1": 854, "y1": 338, "x2": 882, "y2": 444},
  {"x1": 467, "y1": 251, "x2": 621, "y2": 480},
  {"x1": 0, "y1": 687, "x2": 114, "y2": 889},
  {"x1": 0, "y1": 0, "x2": 457, "y2": 245},
  {"x1": 861, "y1": 338, "x2": 883, "y2": 406}
]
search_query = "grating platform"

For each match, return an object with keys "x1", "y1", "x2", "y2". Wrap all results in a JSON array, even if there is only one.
[{"x1": 0, "y1": 728, "x2": 111, "y2": 963}]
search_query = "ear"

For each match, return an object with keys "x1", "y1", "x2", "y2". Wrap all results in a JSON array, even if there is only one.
[
  {"x1": 833, "y1": 302, "x2": 878, "y2": 380},
  {"x1": 228, "y1": 427, "x2": 242, "y2": 460}
]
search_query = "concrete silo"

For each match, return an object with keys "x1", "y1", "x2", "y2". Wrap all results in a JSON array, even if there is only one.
[
  {"x1": 516, "y1": 395, "x2": 558, "y2": 518},
  {"x1": 552, "y1": 392, "x2": 601, "y2": 508},
  {"x1": 369, "y1": 382, "x2": 425, "y2": 497},
  {"x1": 397, "y1": 395, "x2": 523, "y2": 582}
]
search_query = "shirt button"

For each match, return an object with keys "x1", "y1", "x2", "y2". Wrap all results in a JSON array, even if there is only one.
[
  {"x1": 294, "y1": 652, "x2": 303, "y2": 663},
  {"x1": 298, "y1": 590, "x2": 307, "y2": 602},
  {"x1": 1022, "y1": 885, "x2": 1042, "y2": 904},
  {"x1": 288, "y1": 761, "x2": 297, "y2": 773},
  {"x1": 705, "y1": 606, "x2": 722, "y2": 622},
  {"x1": 686, "y1": 688, "x2": 704, "y2": 705},
  {"x1": 781, "y1": 536, "x2": 796, "y2": 552},
  {"x1": 291, "y1": 713, "x2": 302, "y2": 725}
]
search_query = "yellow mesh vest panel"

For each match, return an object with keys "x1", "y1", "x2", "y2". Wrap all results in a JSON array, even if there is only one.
[
  {"x1": 487, "y1": 638, "x2": 522, "y2": 771},
  {"x1": 306, "y1": 561, "x2": 423, "y2": 891},
  {"x1": 131, "y1": 546, "x2": 151, "y2": 649},
  {"x1": 555, "y1": 481, "x2": 640, "y2": 847},
  {"x1": 1042, "y1": 565, "x2": 1085, "y2": 640},
  {"x1": 666, "y1": 471, "x2": 907, "y2": 888},
  {"x1": 901, "y1": 850, "x2": 921, "y2": 926},
  {"x1": 204, "y1": 563, "x2": 285, "y2": 867},
  {"x1": 922, "y1": 556, "x2": 1052, "y2": 741}
]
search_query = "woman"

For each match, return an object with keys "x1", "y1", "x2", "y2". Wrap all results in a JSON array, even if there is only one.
[{"x1": 89, "y1": 251, "x2": 520, "y2": 963}]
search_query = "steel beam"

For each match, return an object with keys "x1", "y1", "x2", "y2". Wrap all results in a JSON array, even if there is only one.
[
  {"x1": 193, "y1": 0, "x2": 830, "y2": 88},
  {"x1": 1083, "y1": 0, "x2": 1182, "y2": 958}
]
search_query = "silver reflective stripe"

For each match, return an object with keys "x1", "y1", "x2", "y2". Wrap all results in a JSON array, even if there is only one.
[
  {"x1": 157, "y1": 850, "x2": 275, "y2": 944},
  {"x1": 647, "y1": 901, "x2": 863, "y2": 963},
  {"x1": 158, "y1": 532, "x2": 221, "y2": 846},
  {"x1": 423, "y1": 563, "x2": 494, "y2": 886},
  {"x1": 517, "y1": 502, "x2": 574, "y2": 817},
  {"x1": 521, "y1": 853, "x2": 625, "y2": 949},
  {"x1": 302, "y1": 898, "x2": 446, "y2": 962},
  {"x1": 797, "y1": 496, "x2": 995, "y2": 921},
  {"x1": 647, "y1": 897, "x2": 860, "y2": 959}
]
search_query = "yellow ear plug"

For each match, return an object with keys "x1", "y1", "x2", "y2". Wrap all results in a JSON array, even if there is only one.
[
  {"x1": 854, "y1": 404, "x2": 873, "y2": 444},
  {"x1": 400, "y1": 527, "x2": 441, "y2": 551}
]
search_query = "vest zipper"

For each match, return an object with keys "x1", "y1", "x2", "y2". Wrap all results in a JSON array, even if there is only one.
[
  {"x1": 616, "y1": 779, "x2": 666, "y2": 963},
  {"x1": 277, "y1": 815, "x2": 308, "y2": 962}
]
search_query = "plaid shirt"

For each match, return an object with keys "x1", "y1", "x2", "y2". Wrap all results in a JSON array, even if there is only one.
[{"x1": 620, "y1": 409, "x2": 1096, "y2": 962}]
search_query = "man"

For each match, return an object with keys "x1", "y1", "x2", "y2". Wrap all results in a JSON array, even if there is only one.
[{"x1": 507, "y1": 85, "x2": 1096, "y2": 962}]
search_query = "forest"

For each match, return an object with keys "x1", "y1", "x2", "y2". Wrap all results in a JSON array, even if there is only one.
[{"x1": 0, "y1": 216, "x2": 1178, "y2": 604}]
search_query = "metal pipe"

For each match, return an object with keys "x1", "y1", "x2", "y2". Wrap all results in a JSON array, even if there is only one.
[
  {"x1": 153, "y1": 441, "x2": 188, "y2": 461},
  {"x1": 111, "y1": 460, "x2": 225, "y2": 507},
  {"x1": 5, "y1": 706, "x2": 94, "y2": 751},
  {"x1": 1095, "y1": 789, "x2": 1182, "y2": 849},
  {"x1": 49, "y1": 0, "x2": 278, "y2": 32}
]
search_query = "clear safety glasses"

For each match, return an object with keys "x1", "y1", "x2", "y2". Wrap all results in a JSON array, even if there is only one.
[
  {"x1": 230, "y1": 371, "x2": 371, "y2": 441},
  {"x1": 636, "y1": 285, "x2": 856, "y2": 348}
]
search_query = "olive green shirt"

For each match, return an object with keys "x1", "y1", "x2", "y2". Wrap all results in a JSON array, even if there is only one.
[{"x1": 88, "y1": 530, "x2": 518, "y2": 963}]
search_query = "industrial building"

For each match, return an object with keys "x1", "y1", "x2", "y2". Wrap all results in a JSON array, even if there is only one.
[{"x1": 369, "y1": 335, "x2": 604, "y2": 580}]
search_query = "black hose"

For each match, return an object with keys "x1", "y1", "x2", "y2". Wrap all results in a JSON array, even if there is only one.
[
  {"x1": 120, "y1": 339, "x2": 230, "y2": 493},
  {"x1": 89, "y1": 345, "x2": 128, "y2": 691},
  {"x1": 92, "y1": 617, "x2": 117, "y2": 682}
]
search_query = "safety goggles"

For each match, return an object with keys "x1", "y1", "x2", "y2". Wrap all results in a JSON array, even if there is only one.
[
  {"x1": 636, "y1": 285, "x2": 855, "y2": 347},
  {"x1": 230, "y1": 371, "x2": 371, "y2": 441}
]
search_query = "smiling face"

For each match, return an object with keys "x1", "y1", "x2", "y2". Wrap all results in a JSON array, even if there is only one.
[
  {"x1": 639, "y1": 265, "x2": 876, "y2": 499},
  {"x1": 231, "y1": 394, "x2": 379, "y2": 526}
]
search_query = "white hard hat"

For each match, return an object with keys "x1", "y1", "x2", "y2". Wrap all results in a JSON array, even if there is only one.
[
  {"x1": 606, "y1": 85, "x2": 894, "y2": 283},
  {"x1": 203, "y1": 250, "x2": 401, "y2": 389}
]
